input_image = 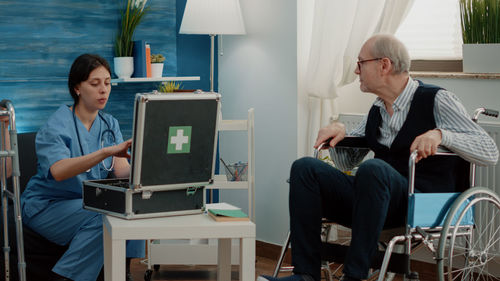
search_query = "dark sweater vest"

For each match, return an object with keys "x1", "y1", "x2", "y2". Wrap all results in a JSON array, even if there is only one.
[{"x1": 365, "y1": 81, "x2": 469, "y2": 193}]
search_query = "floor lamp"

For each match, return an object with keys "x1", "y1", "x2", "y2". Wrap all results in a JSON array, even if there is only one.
[{"x1": 179, "y1": 0, "x2": 246, "y2": 93}]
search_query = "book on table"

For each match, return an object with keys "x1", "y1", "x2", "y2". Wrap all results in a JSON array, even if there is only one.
[{"x1": 206, "y1": 203, "x2": 249, "y2": 222}]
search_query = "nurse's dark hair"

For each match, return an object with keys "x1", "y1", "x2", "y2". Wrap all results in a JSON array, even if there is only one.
[{"x1": 68, "y1": 54, "x2": 111, "y2": 105}]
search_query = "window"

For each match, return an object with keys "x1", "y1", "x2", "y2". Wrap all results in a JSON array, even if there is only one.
[{"x1": 395, "y1": 0, "x2": 463, "y2": 67}]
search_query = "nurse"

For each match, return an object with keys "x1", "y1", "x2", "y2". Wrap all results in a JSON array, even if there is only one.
[{"x1": 21, "y1": 54, "x2": 144, "y2": 281}]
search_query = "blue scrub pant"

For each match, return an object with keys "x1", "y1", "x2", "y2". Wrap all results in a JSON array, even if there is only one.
[
  {"x1": 289, "y1": 157, "x2": 409, "y2": 280},
  {"x1": 23, "y1": 199, "x2": 145, "y2": 281}
]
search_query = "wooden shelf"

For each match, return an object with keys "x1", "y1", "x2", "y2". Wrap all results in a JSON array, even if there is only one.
[{"x1": 111, "y1": 76, "x2": 200, "y2": 85}]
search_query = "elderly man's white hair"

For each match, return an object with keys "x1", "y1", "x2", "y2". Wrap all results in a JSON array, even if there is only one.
[{"x1": 369, "y1": 34, "x2": 410, "y2": 74}]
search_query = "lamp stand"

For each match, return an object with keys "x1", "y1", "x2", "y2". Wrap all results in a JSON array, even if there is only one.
[
  {"x1": 209, "y1": 34, "x2": 215, "y2": 93},
  {"x1": 209, "y1": 34, "x2": 215, "y2": 202}
]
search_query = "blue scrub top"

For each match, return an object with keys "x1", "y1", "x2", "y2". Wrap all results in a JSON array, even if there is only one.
[{"x1": 21, "y1": 105, "x2": 125, "y2": 219}]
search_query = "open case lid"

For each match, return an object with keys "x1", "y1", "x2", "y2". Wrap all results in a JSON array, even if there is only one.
[{"x1": 130, "y1": 92, "x2": 221, "y2": 191}]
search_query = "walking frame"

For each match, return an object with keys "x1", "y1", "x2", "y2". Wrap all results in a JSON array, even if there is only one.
[{"x1": 1, "y1": 100, "x2": 26, "y2": 281}]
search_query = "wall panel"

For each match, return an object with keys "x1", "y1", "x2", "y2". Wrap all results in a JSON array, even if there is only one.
[{"x1": 0, "y1": 0, "x2": 177, "y2": 137}]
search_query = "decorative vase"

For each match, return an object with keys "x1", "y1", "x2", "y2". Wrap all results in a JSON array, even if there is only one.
[
  {"x1": 462, "y1": 44, "x2": 500, "y2": 73},
  {"x1": 113, "y1": 57, "x2": 134, "y2": 79},
  {"x1": 151, "y1": 63, "x2": 164, "y2": 78}
]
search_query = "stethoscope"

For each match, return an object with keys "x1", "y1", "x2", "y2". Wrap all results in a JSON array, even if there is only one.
[{"x1": 72, "y1": 104, "x2": 116, "y2": 172}]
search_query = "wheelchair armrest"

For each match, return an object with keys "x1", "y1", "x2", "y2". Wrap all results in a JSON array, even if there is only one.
[
  {"x1": 408, "y1": 148, "x2": 459, "y2": 194},
  {"x1": 313, "y1": 137, "x2": 371, "y2": 173},
  {"x1": 336, "y1": 136, "x2": 368, "y2": 148},
  {"x1": 314, "y1": 137, "x2": 368, "y2": 158}
]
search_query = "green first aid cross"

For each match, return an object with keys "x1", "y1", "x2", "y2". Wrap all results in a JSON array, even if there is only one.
[{"x1": 167, "y1": 126, "x2": 192, "y2": 154}]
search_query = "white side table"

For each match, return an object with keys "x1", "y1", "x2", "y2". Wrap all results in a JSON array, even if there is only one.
[{"x1": 103, "y1": 213, "x2": 256, "y2": 281}]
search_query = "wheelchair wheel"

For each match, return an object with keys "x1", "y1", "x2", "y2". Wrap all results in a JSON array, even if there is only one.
[{"x1": 436, "y1": 187, "x2": 500, "y2": 281}]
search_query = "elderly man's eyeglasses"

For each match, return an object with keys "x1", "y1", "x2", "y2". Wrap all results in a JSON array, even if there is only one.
[{"x1": 356, "y1": 58, "x2": 383, "y2": 70}]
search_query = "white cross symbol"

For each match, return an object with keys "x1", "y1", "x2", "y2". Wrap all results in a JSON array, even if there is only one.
[{"x1": 170, "y1": 129, "x2": 189, "y2": 150}]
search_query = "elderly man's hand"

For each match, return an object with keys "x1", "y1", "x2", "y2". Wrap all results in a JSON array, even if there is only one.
[
  {"x1": 410, "y1": 129, "x2": 442, "y2": 163},
  {"x1": 314, "y1": 122, "x2": 346, "y2": 149}
]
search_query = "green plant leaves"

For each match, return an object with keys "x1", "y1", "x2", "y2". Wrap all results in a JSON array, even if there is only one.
[
  {"x1": 151, "y1": 54, "x2": 165, "y2": 63},
  {"x1": 115, "y1": 0, "x2": 150, "y2": 57},
  {"x1": 460, "y1": 0, "x2": 500, "y2": 43},
  {"x1": 158, "y1": 81, "x2": 182, "y2": 93}
]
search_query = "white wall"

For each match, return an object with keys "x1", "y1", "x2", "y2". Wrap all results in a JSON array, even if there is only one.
[{"x1": 218, "y1": 0, "x2": 297, "y2": 245}]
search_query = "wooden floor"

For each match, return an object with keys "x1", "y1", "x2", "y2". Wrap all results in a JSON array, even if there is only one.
[
  {"x1": 127, "y1": 256, "x2": 438, "y2": 281},
  {"x1": 129, "y1": 256, "x2": 283, "y2": 281}
]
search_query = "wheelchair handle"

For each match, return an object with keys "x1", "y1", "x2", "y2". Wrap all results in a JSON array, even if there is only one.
[
  {"x1": 313, "y1": 137, "x2": 333, "y2": 159},
  {"x1": 313, "y1": 142, "x2": 328, "y2": 159},
  {"x1": 472, "y1": 107, "x2": 499, "y2": 122}
]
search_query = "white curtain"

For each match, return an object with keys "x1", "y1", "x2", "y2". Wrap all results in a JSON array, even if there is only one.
[{"x1": 302, "y1": 0, "x2": 414, "y2": 156}]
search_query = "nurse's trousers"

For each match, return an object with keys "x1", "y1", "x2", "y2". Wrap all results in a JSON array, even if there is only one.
[{"x1": 23, "y1": 199, "x2": 145, "y2": 281}]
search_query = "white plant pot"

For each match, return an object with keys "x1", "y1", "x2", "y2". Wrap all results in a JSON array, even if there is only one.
[
  {"x1": 151, "y1": 63, "x2": 164, "y2": 78},
  {"x1": 463, "y1": 44, "x2": 500, "y2": 73},
  {"x1": 113, "y1": 57, "x2": 134, "y2": 79}
]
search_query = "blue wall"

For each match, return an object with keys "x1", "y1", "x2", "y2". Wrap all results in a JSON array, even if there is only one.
[{"x1": 0, "y1": 0, "x2": 212, "y2": 138}]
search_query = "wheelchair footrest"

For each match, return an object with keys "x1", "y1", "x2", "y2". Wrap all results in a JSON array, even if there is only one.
[{"x1": 320, "y1": 242, "x2": 408, "y2": 275}]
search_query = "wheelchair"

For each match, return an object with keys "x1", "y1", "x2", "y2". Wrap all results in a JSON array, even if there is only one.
[{"x1": 274, "y1": 107, "x2": 500, "y2": 281}]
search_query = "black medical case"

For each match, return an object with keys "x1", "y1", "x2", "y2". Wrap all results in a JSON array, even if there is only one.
[{"x1": 82, "y1": 92, "x2": 220, "y2": 219}]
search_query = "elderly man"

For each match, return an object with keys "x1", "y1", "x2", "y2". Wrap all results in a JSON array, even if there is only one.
[{"x1": 259, "y1": 34, "x2": 498, "y2": 281}]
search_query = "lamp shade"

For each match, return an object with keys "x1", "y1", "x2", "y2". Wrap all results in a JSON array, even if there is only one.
[{"x1": 179, "y1": 0, "x2": 246, "y2": 35}]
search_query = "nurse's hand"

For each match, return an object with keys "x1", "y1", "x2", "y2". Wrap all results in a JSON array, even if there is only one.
[
  {"x1": 106, "y1": 139, "x2": 132, "y2": 159},
  {"x1": 51, "y1": 139, "x2": 132, "y2": 181}
]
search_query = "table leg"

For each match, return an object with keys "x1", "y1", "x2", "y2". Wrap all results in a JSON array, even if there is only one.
[
  {"x1": 217, "y1": 238, "x2": 232, "y2": 281},
  {"x1": 103, "y1": 223, "x2": 126, "y2": 281},
  {"x1": 240, "y1": 237, "x2": 255, "y2": 281}
]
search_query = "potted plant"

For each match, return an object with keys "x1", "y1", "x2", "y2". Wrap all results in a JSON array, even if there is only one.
[
  {"x1": 114, "y1": 0, "x2": 149, "y2": 78},
  {"x1": 460, "y1": 0, "x2": 500, "y2": 73},
  {"x1": 158, "y1": 81, "x2": 182, "y2": 93},
  {"x1": 151, "y1": 54, "x2": 165, "y2": 78}
]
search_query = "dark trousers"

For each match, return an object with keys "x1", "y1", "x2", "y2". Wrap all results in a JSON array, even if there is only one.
[{"x1": 289, "y1": 157, "x2": 409, "y2": 280}]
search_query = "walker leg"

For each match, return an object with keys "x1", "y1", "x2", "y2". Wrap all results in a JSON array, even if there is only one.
[
  {"x1": 12, "y1": 176, "x2": 26, "y2": 281},
  {"x1": 2, "y1": 192, "x2": 10, "y2": 281}
]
